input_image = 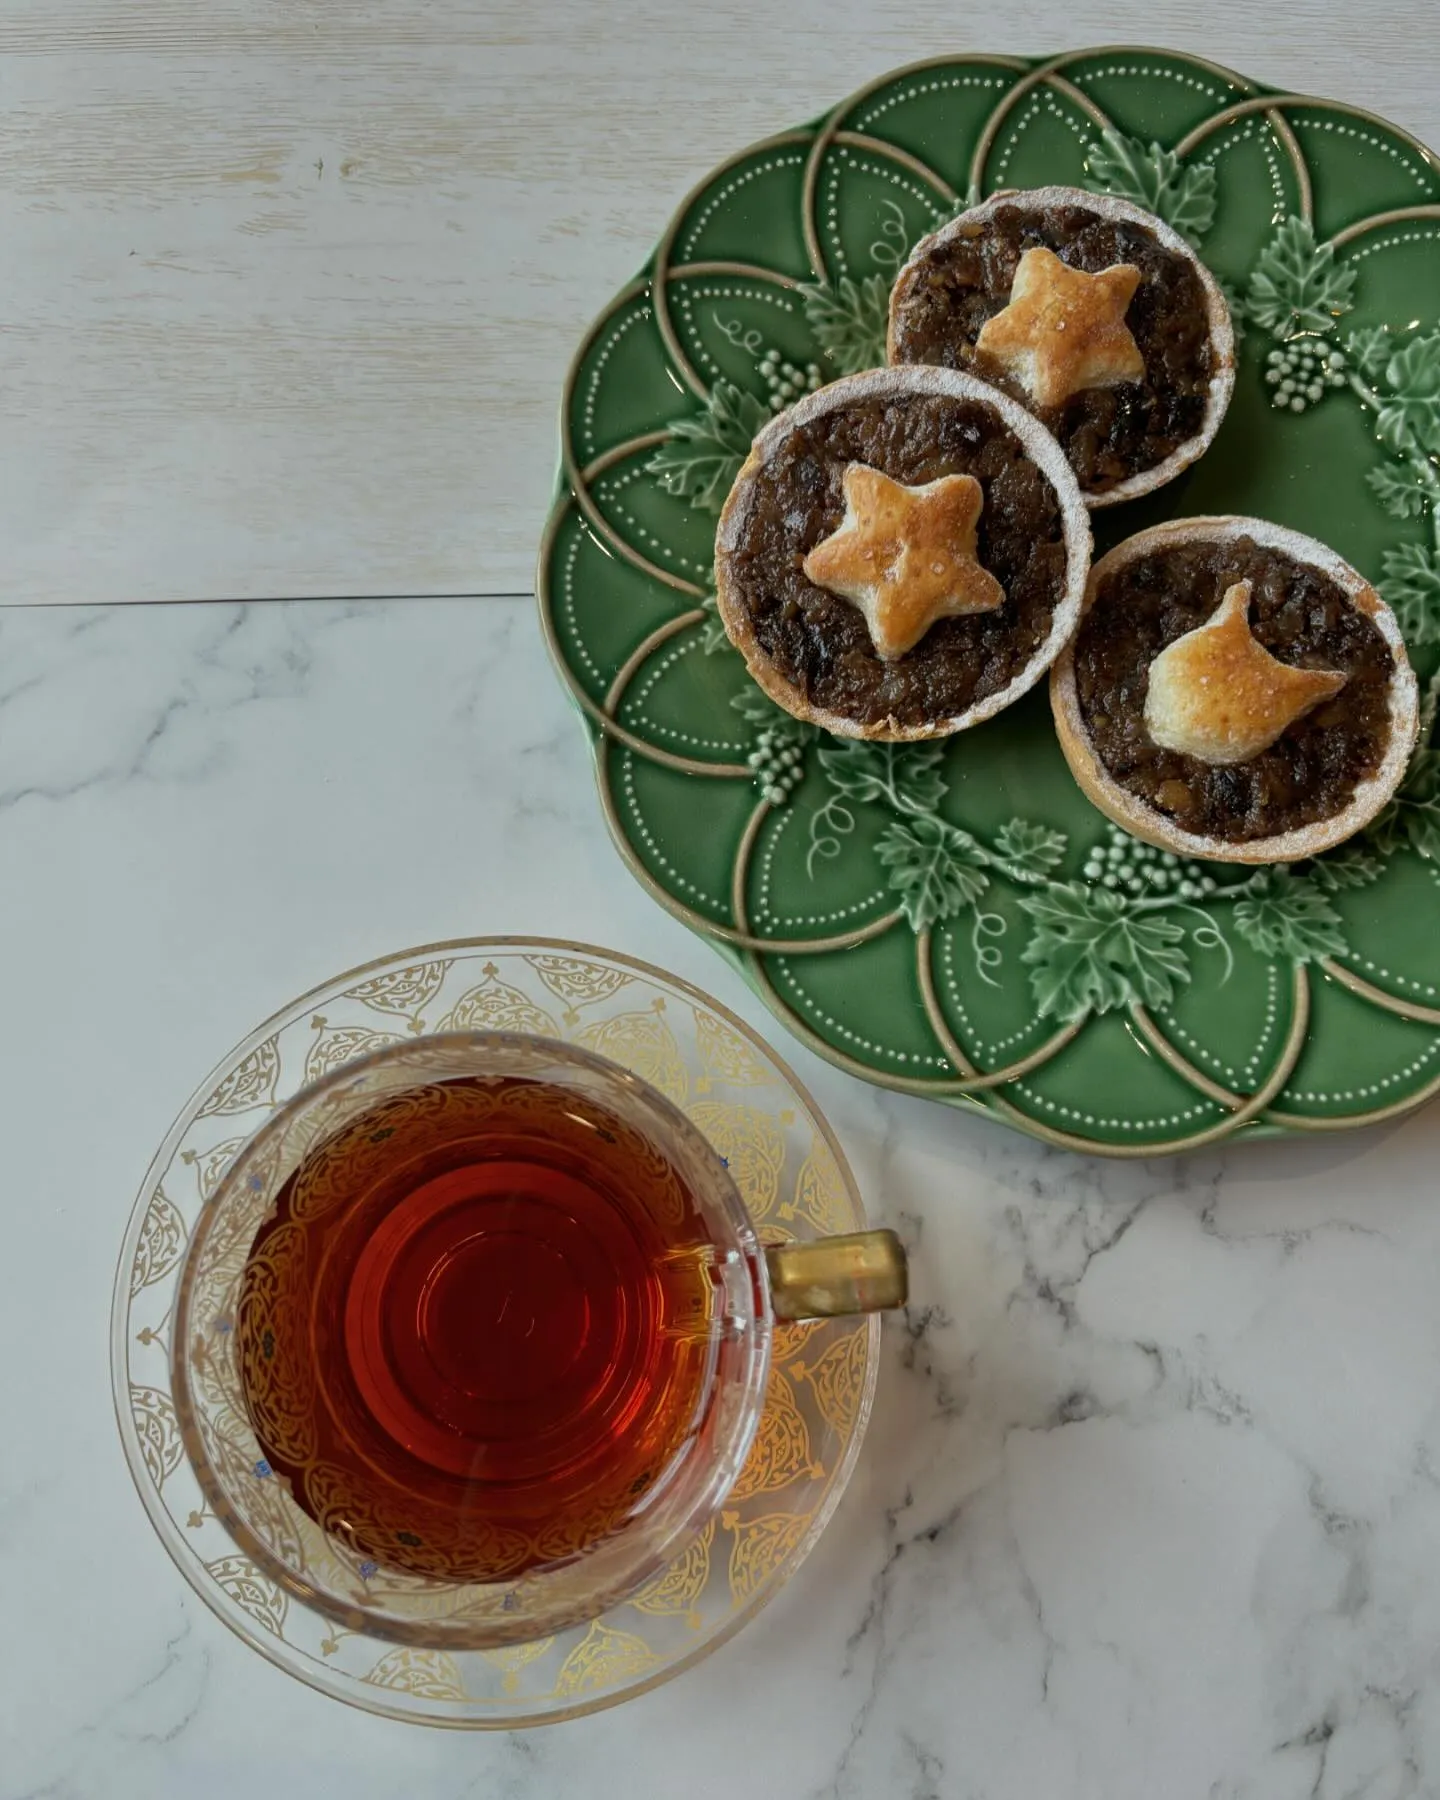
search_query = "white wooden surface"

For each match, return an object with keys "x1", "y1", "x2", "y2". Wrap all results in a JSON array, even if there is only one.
[{"x1": 4, "y1": 0, "x2": 1439, "y2": 604}]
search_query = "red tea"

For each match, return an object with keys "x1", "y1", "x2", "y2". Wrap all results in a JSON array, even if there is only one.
[{"x1": 236, "y1": 1075, "x2": 720, "y2": 1582}]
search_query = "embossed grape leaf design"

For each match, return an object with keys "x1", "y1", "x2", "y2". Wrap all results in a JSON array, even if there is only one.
[
  {"x1": 646, "y1": 379, "x2": 769, "y2": 513},
  {"x1": 1018, "y1": 883, "x2": 1190, "y2": 1023},
  {"x1": 1245, "y1": 215, "x2": 1357, "y2": 337},
  {"x1": 1085, "y1": 128, "x2": 1217, "y2": 245},
  {"x1": 730, "y1": 684, "x2": 816, "y2": 745},
  {"x1": 1348, "y1": 324, "x2": 1393, "y2": 384},
  {"x1": 876, "y1": 816, "x2": 989, "y2": 931},
  {"x1": 1380, "y1": 544, "x2": 1440, "y2": 646},
  {"x1": 1231, "y1": 871, "x2": 1346, "y2": 961},
  {"x1": 1258, "y1": 310, "x2": 1440, "y2": 647},
  {"x1": 1399, "y1": 788, "x2": 1440, "y2": 863},
  {"x1": 1371, "y1": 734, "x2": 1440, "y2": 861},
  {"x1": 1368, "y1": 462, "x2": 1430, "y2": 522},
  {"x1": 1304, "y1": 846, "x2": 1387, "y2": 892},
  {"x1": 1377, "y1": 333, "x2": 1440, "y2": 457},
  {"x1": 697, "y1": 592, "x2": 730, "y2": 653},
  {"x1": 798, "y1": 273, "x2": 890, "y2": 374},
  {"x1": 994, "y1": 818, "x2": 1068, "y2": 880},
  {"x1": 814, "y1": 740, "x2": 947, "y2": 813}
]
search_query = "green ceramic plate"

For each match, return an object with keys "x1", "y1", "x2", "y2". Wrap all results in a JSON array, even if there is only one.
[{"x1": 538, "y1": 46, "x2": 1440, "y2": 1155}]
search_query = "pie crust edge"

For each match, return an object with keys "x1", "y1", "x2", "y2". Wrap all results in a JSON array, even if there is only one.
[{"x1": 1049, "y1": 515, "x2": 1420, "y2": 865}]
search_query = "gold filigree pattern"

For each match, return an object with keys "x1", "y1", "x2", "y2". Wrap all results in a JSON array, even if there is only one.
[
  {"x1": 316, "y1": 1532, "x2": 455, "y2": 1606},
  {"x1": 685, "y1": 1101, "x2": 785, "y2": 1219},
  {"x1": 525, "y1": 954, "x2": 633, "y2": 1016},
  {"x1": 428, "y1": 1586, "x2": 530, "y2": 1626},
  {"x1": 694, "y1": 1010, "x2": 772, "y2": 1090},
  {"x1": 438, "y1": 966, "x2": 560, "y2": 1037},
  {"x1": 772, "y1": 1316, "x2": 827, "y2": 1361},
  {"x1": 346, "y1": 961, "x2": 451, "y2": 1027},
  {"x1": 285, "y1": 1083, "x2": 457, "y2": 1222},
  {"x1": 731, "y1": 1368, "x2": 820, "y2": 1501},
  {"x1": 183, "y1": 1132, "x2": 284, "y2": 1339},
  {"x1": 236, "y1": 1220, "x2": 320, "y2": 1468},
  {"x1": 206, "y1": 1555, "x2": 289, "y2": 1637},
  {"x1": 189, "y1": 1209, "x2": 259, "y2": 1303},
  {"x1": 721, "y1": 1510, "x2": 811, "y2": 1605},
  {"x1": 131, "y1": 1385, "x2": 184, "y2": 1489},
  {"x1": 552, "y1": 1622, "x2": 658, "y2": 1698},
  {"x1": 791, "y1": 1330, "x2": 868, "y2": 1435},
  {"x1": 364, "y1": 1648, "x2": 467, "y2": 1700},
  {"x1": 189, "y1": 1326, "x2": 244, "y2": 1422},
  {"x1": 303, "y1": 1460, "x2": 537, "y2": 1584},
  {"x1": 582, "y1": 1112, "x2": 695, "y2": 1230},
  {"x1": 303, "y1": 1023, "x2": 404, "y2": 1084},
  {"x1": 481, "y1": 1637, "x2": 557, "y2": 1694},
  {"x1": 782, "y1": 1139, "x2": 851, "y2": 1237},
  {"x1": 628, "y1": 1520, "x2": 715, "y2": 1623},
  {"x1": 576, "y1": 1002, "x2": 688, "y2": 1105},
  {"x1": 280, "y1": 1086, "x2": 367, "y2": 1168},
  {"x1": 184, "y1": 1136, "x2": 247, "y2": 1202},
  {"x1": 130, "y1": 1186, "x2": 186, "y2": 1295},
  {"x1": 528, "y1": 1500, "x2": 632, "y2": 1572},
  {"x1": 195, "y1": 1038, "x2": 280, "y2": 1118},
  {"x1": 207, "y1": 1432, "x2": 308, "y2": 1570}
]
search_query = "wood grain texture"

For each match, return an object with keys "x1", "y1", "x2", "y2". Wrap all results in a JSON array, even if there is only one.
[{"x1": 4, "y1": 0, "x2": 1439, "y2": 604}]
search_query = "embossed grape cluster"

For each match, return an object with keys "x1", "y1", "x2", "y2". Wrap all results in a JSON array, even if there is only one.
[
  {"x1": 1264, "y1": 338, "x2": 1347, "y2": 412},
  {"x1": 1082, "y1": 825, "x2": 1219, "y2": 900},
  {"x1": 757, "y1": 353, "x2": 824, "y2": 412},
  {"x1": 747, "y1": 726, "x2": 806, "y2": 804}
]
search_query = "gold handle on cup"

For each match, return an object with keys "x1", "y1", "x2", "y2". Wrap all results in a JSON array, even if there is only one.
[{"x1": 764, "y1": 1229, "x2": 908, "y2": 1320}]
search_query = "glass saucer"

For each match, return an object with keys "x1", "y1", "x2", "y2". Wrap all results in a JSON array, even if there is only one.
[{"x1": 112, "y1": 938, "x2": 878, "y2": 1726}]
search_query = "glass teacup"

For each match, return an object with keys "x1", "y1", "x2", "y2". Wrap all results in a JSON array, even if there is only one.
[{"x1": 172, "y1": 1032, "x2": 905, "y2": 1649}]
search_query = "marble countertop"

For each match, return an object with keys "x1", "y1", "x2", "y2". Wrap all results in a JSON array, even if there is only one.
[{"x1": 4, "y1": 595, "x2": 1440, "y2": 1799}]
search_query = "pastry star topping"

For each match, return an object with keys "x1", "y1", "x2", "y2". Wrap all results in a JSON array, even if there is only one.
[
  {"x1": 976, "y1": 247, "x2": 1146, "y2": 409},
  {"x1": 1144, "y1": 579, "x2": 1347, "y2": 765},
  {"x1": 801, "y1": 464, "x2": 1005, "y2": 661}
]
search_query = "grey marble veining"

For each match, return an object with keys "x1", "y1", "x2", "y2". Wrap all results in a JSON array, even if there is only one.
[{"x1": 3, "y1": 597, "x2": 1439, "y2": 1800}]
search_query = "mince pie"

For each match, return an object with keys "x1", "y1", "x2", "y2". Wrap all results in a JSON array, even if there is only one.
[
  {"x1": 887, "y1": 186, "x2": 1235, "y2": 507},
  {"x1": 1050, "y1": 516, "x2": 1419, "y2": 863},
  {"x1": 714, "y1": 365, "x2": 1091, "y2": 741}
]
